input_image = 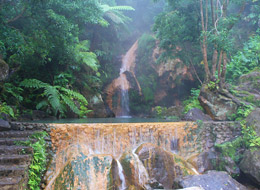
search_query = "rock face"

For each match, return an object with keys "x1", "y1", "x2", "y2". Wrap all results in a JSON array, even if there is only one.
[
  {"x1": 0, "y1": 59, "x2": 9, "y2": 81},
  {"x1": 174, "y1": 171, "x2": 247, "y2": 190},
  {"x1": 198, "y1": 84, "x2": 238, "y2": 121},
  {"x1": 239, "y1": 149, "x2": 260, "y2": 184},
  {"x1": 183, "y1": 108, "x2": 213, "y2": 121}
]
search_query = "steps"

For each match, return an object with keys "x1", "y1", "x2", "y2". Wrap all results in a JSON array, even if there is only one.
[{"x1": 0, "y1": 130, "x2": 34, "y2": 190}]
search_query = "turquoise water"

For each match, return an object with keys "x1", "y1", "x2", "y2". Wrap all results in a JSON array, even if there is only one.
[{"x1": 35, "y1": 117, "x2": 179, "y2": 123}]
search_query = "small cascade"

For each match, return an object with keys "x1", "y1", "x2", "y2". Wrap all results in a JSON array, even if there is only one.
[
  {"x1": 132, "y1": 148, "x2": 149, "y2": 187},
  {"x1": 116, "y1": 160, "x2": 127, "y2": 190}
]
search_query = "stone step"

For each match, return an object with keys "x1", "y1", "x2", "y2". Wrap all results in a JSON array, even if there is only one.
[
  {"x1": 0, "y1": 146, "x2": 33, "y2": 155},
  {"x1": 0, "y1": 131, "x2": 38, "y2": 138},
  {"x1": 0, "y1": 176, "x2": 24, "y2": 190},
  {"x1": 0, "y1": 155, "x2": 31, "y2": 165},
  {"x1": 0, "y1": 165, "x2": 28, "y2": 178},
  {"x1": 0, "y1": 138, "x2": 31, "y2": 146}
]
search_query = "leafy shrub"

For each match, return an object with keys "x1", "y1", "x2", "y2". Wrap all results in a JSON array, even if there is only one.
[
  {"x1": 20, "y1": 79, "x2": 90, "y2": 117},
  {"x1": 226, "y1": 35, "x2": 260, "y2": 83},
  {"x1": 16, "y1": 132, "x2": 48, "y2": 190},
  {"x1": 183, "y1": 88, "x2": 203, "y2": 113},
  {"x1": 0, "y1": 102, "x2": 15, "y2": 118}
]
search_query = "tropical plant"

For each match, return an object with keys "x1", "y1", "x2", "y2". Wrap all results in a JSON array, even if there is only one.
[
  {"x1": 20, "y1": 79, "x2": 89, "y2": 117},
  {"x1": 183, "y1": 88, "x2": 203, "y2": 113},
  {"x1": 16, "y1": 131, "x2": 48, "y2": 190}
]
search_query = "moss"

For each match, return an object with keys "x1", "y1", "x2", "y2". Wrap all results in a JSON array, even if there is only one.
[{"x1": 214, "y1": 137, "x2": 243, "y2": 177}]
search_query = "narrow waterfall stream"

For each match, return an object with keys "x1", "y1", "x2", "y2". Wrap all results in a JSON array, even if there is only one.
[{"x1": 116, "y1": 160, "x2": 127, "y2": 190}]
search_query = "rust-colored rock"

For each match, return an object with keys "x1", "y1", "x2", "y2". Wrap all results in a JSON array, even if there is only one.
[{"x1": 135, "y1": 143, "x2": 197, "y2": 189}]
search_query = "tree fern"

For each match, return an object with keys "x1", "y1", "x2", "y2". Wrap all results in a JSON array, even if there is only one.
[{"x1": 99, "y1": 4, "x2": 134, "y2": 25}]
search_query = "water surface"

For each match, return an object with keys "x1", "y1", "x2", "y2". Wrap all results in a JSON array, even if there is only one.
[{"x1": 35, "y1": 117, "x2": 179, "y2": 124}]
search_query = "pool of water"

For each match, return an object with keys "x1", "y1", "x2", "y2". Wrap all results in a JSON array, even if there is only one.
[{"x1": 34, "y1": 117, "x2": 180, "y2": 123}]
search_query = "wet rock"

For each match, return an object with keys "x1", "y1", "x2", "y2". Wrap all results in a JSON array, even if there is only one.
[
  {"x1": 87, "y1": 94, "x2": 109, "y2": 118},
  {"x1": 183, "y1": 108, "x2": 213, "y2": 121},
  {"x1": 51, "y1": 154, "x2": 116, "y2": 190},
  {"x1": 239, "y1": 149, "x2": 260, "y2": 184},
  {"x1": 0, "y1": 59, "x2": 9, "y2": 81},
  {"x1": 119, "y1": 151, "x2": 149, "y2": 189},
  {"x1": 135, "y1": 143, "x2": 196, "y2": 189},
  {"x1": 0, "y1": 119, "x2": 10, "y2": 131},
  {"x1": 235, "y1": 71, "x2": 260, "y2": 106},
  {"x1": 174, "y1": 170, "x2": 247, "y2": 190},
  {"x1": 198, "y1": 84, "x2": 238, "y2": 121},
  {"x1": 187, "y1": 150, "x2": 217, "y2": 173},
  {"x1": 246, "y1": 108, "x2": 260, "y2": 136},
  {"x1": 177, "y1": 187, "x2": 205, "y2": 190}
]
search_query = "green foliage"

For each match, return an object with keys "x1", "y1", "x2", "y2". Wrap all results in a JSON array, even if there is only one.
[
  {"x1": 16, "y1": 131, "x2": 48, "y2": 190},
  {"x1": 183, "y1": 88, "x2": 203, "y2": 113},
  {"x1": 215, "y1": 137, "x2": 243, "y2": 177},
  {"x1": 230, "y1": 103, "x2": 254, "y2": 121},
  {"x1": 207, "y1": 80, "x2": 220, "y2": 91},
  {"x1": 154, "y1": 106, "x2": 167, "y2": 118},
  {"x1": 241, "y1": 120, "x2": 260, "y2": 148},
  {"x1": 0, "y1": 102, "x2": 15, "y2": 118},
  {"x1": 20, "y1": 79, "x2": 89, "y2": 117},
  {"x1": 227, "y1": 35, "x2": 260, "y2": 83}
]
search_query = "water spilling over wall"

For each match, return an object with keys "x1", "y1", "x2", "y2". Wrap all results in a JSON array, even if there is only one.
[{"x1": 43, "y1": 121, "x2": 242, "y2": 189}]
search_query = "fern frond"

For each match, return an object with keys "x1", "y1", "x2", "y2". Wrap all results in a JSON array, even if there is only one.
[
  {"x1": 60, "y1": 88, "x2": 88, "y2": 105},
  {"x1": 80, "y1": 52, "x2": 99, "y2": 71},
  {"x1": 36, "y1": 100, "x2": 48, "y2": 110},
  {"x1": 100, "y1": 4, "x2": 135, "y2": 12},
  {"x1": 20, "y1": 79, "x2": 47, "y2": 89},
  {"x1": 60, "y1": 94, "x2": 80, "y2": 115},
  {"x1": 43, "y1": 86, "x2": 63, "y2": 114}
]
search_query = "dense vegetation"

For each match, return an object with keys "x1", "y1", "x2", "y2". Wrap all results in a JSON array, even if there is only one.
[
  {"x1": 1, "y1": 0, "x2": 260, "y2": 119},
  {"x1": 0, "y1": 0, "x2": 135, "y2": 119}
]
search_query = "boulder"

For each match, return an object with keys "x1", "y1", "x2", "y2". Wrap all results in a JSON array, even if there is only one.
[
  {"x1": 246, "y1": 108, "x2": 260, "y2": 136},
  {"x1": 236, "y1": 71, "x2": 260, "y2": 106},
  {"x1": 239, "y1": 149, "x2": 260, "y2": 184},
  {"x1": 119, "y1": 150, "x2": 150, "y2": 189},
  {"x1": 135, "y1": 143, "x2": 196, "y2": 189},
  {"x1": 187, "y1": 151, "x2": 217, "y2": 174},
  {"x1": 87, "y1": 94, "x2": 109, "y2": 118},
  {"x1": 198, "y1": 84, "x2": 238, "y2": 121},
  {"x1": 0, "y1": 59, "x2": 9, "y2": 81},
  {"x1": 0, "y1": 118, "x2": 11, "y2": 131},
  {"x1": 183, "y1": 108, "x2": 213, "y2": 121},
  {"x1": 174, "y1": 170, "x2": 247, "y2": 190}
]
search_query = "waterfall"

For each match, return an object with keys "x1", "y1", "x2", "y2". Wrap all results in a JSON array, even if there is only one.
[
  {"x1": 132, "y1": 148, "x2": 149, "y2": 187},
  {"x1": 116, "y1": 160, "x2": 127, "y2": 190}
]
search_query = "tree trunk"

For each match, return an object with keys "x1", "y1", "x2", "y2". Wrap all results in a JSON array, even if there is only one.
[
  {"x1": 220, "y1": 51, "x2": 227, "y2": 88},
  {"x1": 200, "y1": 0, "x2": 211, "y2": 81}
]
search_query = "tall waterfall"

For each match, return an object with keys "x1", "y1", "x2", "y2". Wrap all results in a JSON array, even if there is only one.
[{"x1": 117, "y1": 41, "x2": 139, "y2": 117}]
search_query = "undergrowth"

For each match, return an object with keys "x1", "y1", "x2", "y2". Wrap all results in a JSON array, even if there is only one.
[{"x1": 16, "y1": 131, "x2": 48, "y2": 190}]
